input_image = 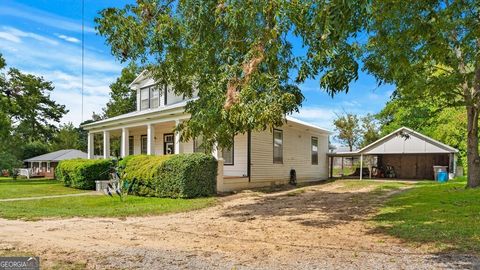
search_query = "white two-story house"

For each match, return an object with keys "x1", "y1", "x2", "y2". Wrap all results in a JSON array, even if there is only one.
[{"x1": 82, "y1": 71, "x2": 331, "y2": 191}]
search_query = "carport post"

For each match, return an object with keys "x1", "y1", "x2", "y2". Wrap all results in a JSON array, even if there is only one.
[{"x1": 359, "y1": 154, "x2": 363, "y2": 180}]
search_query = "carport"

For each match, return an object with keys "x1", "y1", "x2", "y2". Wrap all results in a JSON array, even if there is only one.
[{"x1": 328, "y1": 127, "x2": 459, "y2": 180}]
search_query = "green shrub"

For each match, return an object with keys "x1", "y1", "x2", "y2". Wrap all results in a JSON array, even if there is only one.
[
  {"x1": 55, "y1": 159, "x2": 113, "y2": 190},
  {"x1": 122, "y1": 155, "x2": 172, "y2": 196},
  {"x1": 122, "y1": 153, "x2": 217, "y2": 198}
]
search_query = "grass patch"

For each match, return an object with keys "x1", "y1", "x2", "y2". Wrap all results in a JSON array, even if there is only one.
[
  {"x1": 0, "y1": 194, "x2": 215, "y2": 220},
  {"x1": 373, "y1": 177, "x2": 480, "y2": 254},
  {"x1": 0, "y1": 178, "x2": 86, "y2": 199},
  {"x1": 338, "y1": 180, "x2": 413, "y2": 192}
]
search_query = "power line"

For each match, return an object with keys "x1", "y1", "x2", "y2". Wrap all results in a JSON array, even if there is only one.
[{"x1": 81, "y1": 0, "x2": 85, "y2": 123}]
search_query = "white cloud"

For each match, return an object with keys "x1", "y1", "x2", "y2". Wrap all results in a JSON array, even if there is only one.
[
  {"x1": 0, "y1": 3, "x2": 96, "y2": 33},
  {"x1": 56, "y1": 34, "x2": 80, "y2": 44},
  {"x1": 0, "y1": 31, "x2": 21, "y2": 43},
  {"x1": 0, "y1": 26, "x2": 123, "y2": 126},
  {"x1": 291, "y1": 104, "x2": 377, "y2": 132},
  {"x1": 0, "y1": 26, "x2": 59, "y2": 45},
  {"x1": 0, "y1": 27, "x2": 121, "y2": 73}
]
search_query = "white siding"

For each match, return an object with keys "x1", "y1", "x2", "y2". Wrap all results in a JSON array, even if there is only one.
[
  {"x1": 366, "y1": 132, "x2": 451, "y2": 154},
  {"x1": 223, "y1": 133, "x2": 248, "y2": 177},
  {"x1": 166, "y1": 86, "x2": 184, "y2": 105},
  {"x1": 250, "y1": 124, "x2": 329, "y2": 184}
]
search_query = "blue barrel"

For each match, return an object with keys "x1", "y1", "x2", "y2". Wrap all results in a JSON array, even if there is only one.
[{"x1": 437, "y1": 171, "x2": 448, "y2": 182}]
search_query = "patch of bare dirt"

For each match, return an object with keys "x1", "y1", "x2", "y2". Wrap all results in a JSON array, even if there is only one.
[{"x1": 0, "y1": 180, "x2": 477, "y2": 269}]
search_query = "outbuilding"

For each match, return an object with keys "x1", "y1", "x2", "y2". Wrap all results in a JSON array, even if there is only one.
[
  {"x1": 23, "y1": 149, "x2": 87, "y2": 178},
  {"x1": 328, "y1": 127, "x2": 459, "y2": 180}
]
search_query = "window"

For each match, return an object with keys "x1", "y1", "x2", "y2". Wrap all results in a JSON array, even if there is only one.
[
  {"x1": 164, "y1": 133, "x2": 174, "y2": 155},
  {"x1": 193, "y1": 136, "x2": 206, "y2": 153},
  {"x1": 140, "y1": 87, "x2": 150, "y2": 110},
  {"x1": 311, "y1": 137, "x2": 318, "y2": 165},
  {"x1": 141, "y1": 135, "x2": 147, "y2": 154},
  {"x1": 273, "y1": 129, "x2": 283, "y2": 164},
  {"x1": 222, "y1": 141, "x2": 234, "y2": 165},
  {"x1": 150, "y1": 88, "x2": 159, "y2": 108},
  {"x1": 128, "y1": 136, "x2": 134, "y2": 155}
]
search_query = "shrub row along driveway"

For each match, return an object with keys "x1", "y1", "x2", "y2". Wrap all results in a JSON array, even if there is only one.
[{"x1": 0, "y1": 180, "x2": 477, "y2": 269}]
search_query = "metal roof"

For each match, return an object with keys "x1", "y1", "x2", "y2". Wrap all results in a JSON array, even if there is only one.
[
  {"x1": 328, "y1": 127, "x2": 458, "y2": 156},
  {"x1": 24, "y1": 149, "x2": 87, "y2": 162}
]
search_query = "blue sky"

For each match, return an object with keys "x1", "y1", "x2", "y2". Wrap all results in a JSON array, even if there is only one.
[{"x1": 0, "y1": 0, "x2": 395, "y2": 131}]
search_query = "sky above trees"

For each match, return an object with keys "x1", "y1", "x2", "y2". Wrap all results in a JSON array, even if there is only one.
[{"x1": 0, "y1": 0, "x2": 394, "y2": 130}]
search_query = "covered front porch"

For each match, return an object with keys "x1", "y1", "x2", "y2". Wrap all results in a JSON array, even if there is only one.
[
  {"x1": 87, "y1": 119, "x2": 188, "y2": 159},
  {"x1": 85, "y1": 116, "x2": 250, "y2": 185}
]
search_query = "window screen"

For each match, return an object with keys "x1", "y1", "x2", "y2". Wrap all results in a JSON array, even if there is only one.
[
  {"x1": 311, "y1": 137, "x2": 318, "y2": 165},
  {"x1": 222, "y1": 143, "x2": 234, "y2": 165},
  {"x1": 273, "y1": 129, "x2": 283, "y2": 164},
  {"x1": 129, "y1": 136, "x2": 134, "y2": 155},
  {"x1": 141, "y1": 135, "x2": 147, "y2": 154},
  {"x1": 140, "y1": 87, "x2": 150, "y2": 110},
  {"x1": 150, "y1": 88, "x2": 159, "y2": 108},
  {"x1": 194, "y1": 136, "x2": 206, "y2": 153}
]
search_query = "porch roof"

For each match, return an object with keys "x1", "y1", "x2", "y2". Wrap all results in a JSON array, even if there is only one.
[{"x1": 81, "y1": 100, "x2": 189, "y2": 131}]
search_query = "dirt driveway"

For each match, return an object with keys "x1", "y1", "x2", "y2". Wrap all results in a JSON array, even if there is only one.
[{"x1": 0, "y1": 180, "x2": 476, "y2": 269}]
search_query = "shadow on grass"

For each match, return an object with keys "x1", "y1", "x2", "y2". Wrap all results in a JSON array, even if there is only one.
[{"x1": 370, "y1": 180, "x2": 480, "y2": 255}]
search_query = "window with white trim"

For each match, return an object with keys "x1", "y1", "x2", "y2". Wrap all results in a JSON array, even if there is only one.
[
  {"x1": 273, "y1": 129, "x2": 283, "y2": 164},
  {"x1": 311, "y1": 136, "x2": 318, "y2": 165},
  {"x1": 222, "y1": 142, "x2": 234, "y2": 165},
  {"x1": 194, "y1": 136, "x2": 206, "y2": 153},
  {"x1": 140, "y1": 87, "x2": 150, "y2": 110}
]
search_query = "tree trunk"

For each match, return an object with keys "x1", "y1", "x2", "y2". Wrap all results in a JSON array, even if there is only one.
[{"x1": 466, "y1": 105, "x2": 480, "y2": 188}]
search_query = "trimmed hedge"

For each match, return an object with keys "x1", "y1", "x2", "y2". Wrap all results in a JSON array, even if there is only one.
[
  {"x1": 122, "y1": 153, "x2": 217, "y2": 198},
  {"x1": 55, "y1": 159, "x2": 113, "y2": 190}
]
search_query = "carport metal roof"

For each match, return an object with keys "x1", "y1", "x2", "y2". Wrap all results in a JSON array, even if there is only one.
[{"x1": 328, "y1": 127, "x2": 458, "y2": 157}]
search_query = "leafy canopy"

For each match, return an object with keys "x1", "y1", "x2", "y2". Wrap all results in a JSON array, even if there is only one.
[{"x1": 95, "y1": 0, "x2": 367, "y2": 148}]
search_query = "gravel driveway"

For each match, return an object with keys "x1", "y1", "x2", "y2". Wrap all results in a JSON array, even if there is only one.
[{"x1": 0, "y1": 180, "x2": 477, "y2": 269}]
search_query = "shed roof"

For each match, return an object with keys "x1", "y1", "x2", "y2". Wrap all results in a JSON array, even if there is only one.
[
  {"x1": 24, "y1": 149, "x2": 87, "y2": 162},
  {"x1": 328, "y1": 127, "x2": 458, "y2": 156}
]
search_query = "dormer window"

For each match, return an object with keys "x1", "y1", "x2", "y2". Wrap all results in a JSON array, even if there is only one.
[{"x1": 140, "y1": 85, "x2": 160, "y2": 110}]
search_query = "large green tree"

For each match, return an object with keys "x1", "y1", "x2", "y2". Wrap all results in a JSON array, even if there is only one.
[
  {"x1": 363, "y1": 0, "x2": 480, "y2": 187},
  {"x1": 0, "y1": 54, "x2": 67, "y2": 142},
  {"x1": 95, "y1": 0, "x2": 367, "y2": 149},
  {"x1": 0, "y1": 53, "x2": 68, "y2": 171},
  {"x1": 96, "y1": 1, "x2": 480, "y2": 188},
  {"x1": 102, "y1": 63, "x2": 142, "y2": 118}
]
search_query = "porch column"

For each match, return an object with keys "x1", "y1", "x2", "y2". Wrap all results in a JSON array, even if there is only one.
[
  {"x1": 87, "y1": 132, "x2": 94, "y2": 159},
  {"x1": 212, "y1": 142, "x2": 223, "y2": 160},
  {"x1": 147, "y1": 123, "x2": 155, "y2": 155},
  {"x1": 103, "y1": 130, "x2": 110, "y2": 159},
  {"x1": 359, "y1": 154, "x2": 364, "y2": 180},
  {"x1": 121, "y1": 128, "x2": 129, "y2": 157},
  {"x1": 174, "y1": 120, "x2": 181, "y2": 154}
]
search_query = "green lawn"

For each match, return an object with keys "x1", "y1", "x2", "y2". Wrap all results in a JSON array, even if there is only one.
[
  {"x1": 373, "y1": 177, "x2": 480, "y2": 254},
  {"x1": 0, "y1": 178, "x2": 86, "y2": 199},
  {"x1": 0, "y1": 194, "x2": 215, "y2": 220}
]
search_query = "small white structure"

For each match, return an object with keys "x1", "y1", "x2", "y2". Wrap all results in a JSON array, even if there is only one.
[
  {"x1": 328, "y1": 127, "x2": 459, "y2": 180},
  {"x1": 82, "y1": 72, "x2": 332, "y2": 192}
]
